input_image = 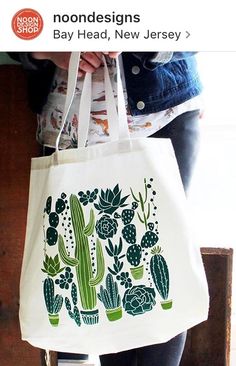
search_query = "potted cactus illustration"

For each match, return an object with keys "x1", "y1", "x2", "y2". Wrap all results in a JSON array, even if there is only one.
[
  {"x1": 150, "y1": 246, "x2": 172, "y2": 310},
  {"x1": 122, "y1": 219, "x2": 143, "y2": 280},
  {"x1": 126, "y1": 244, "x2": 143, "y2": 280},
  {"x1": 58, "y1": 194, "x2": 105, "y2": 325},
  {"x1": 98, "y1": 274, "x2": 122, "y2": 321},
  {"x1": 43, "y1": 278, "x2": 63, "y2": 326}
]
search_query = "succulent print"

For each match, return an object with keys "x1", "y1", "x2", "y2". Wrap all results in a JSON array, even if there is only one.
[
  {"x1": 122, "y1": 285, "x2": 156, "y2": 316},
  {"x1": 95, "y1": 215, "x2": 118, "y2": 239},
  {"x1": 55, "y1": 267, "x2": 74, "y2": 289},
  {"x1": 41, "y1": 254, "x2": 65, "y2": 277},
  {"x1": 94, "y1": 184, "x2": 129, "y2": 215},
  {"x1": 78, "y1": 189, "x2": 98, "y2": 206},
  {"x1": 106, "y1": 239, "x2": 125, "y2": 276},
  {"x1": 116, "y1": 271, "x2": 132, "y2": 289}
]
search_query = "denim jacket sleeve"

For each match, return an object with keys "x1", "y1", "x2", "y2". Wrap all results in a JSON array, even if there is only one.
[{"x1": 132, "y1": 52, "x2": 197, "y2": 70}]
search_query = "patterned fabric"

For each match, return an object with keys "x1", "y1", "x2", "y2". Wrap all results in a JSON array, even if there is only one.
[{"x1": 37, "y1": 59, "x2": 201, "y2": 149}]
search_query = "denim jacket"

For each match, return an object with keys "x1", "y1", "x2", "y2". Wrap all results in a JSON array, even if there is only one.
[
  {"x1": 122, "y1": 52, "x2": 202, "y2": 116},
  {"x1": 8, "y1": 52, "x2": 202, "y2": 115}
]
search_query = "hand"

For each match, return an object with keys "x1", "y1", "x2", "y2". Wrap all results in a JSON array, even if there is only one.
[
  {"x1": 31, "y1": 52, "x2": 120, "y2": 76},
  {"x1": 103, "y1": 52, "x2": 120, "y2": 58}
]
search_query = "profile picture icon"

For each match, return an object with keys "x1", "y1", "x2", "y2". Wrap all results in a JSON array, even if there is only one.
[{"x1": 12, "y1": 8, "x2": 43, "y2": 40}]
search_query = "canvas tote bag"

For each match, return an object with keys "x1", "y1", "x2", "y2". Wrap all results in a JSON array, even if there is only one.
[{"x1": 19, "y1": 52, "x2": 209, "y2": 354}]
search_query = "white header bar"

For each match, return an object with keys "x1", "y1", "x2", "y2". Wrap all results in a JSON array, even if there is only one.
[{"x1": 0, "y1": 1, "x2": 235, "y2": 51}]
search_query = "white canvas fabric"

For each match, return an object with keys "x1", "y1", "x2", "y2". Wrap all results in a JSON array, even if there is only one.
[{"x1": 19, "y1": 53, "x2": 209, "y2": 355}]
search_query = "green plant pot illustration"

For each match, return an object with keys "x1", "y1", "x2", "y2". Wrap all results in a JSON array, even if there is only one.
[
  {"x1": 106, "y1": 306, "x2": 122, "y2": 321},
  {"x1": 81, "y1": 309, "x2": 99, "y2": 325},
  {"x1": 161, "y1": 299, "x2": 173, "y2": 310},
  {"x1": 130, "y1": 265, "x2": 144, "y2": 280},
  {"x1": 48, "y1": 313, "x2": 60, "y2": 327}
]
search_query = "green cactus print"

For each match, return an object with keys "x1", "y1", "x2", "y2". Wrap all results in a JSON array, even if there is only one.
[
  {"x1": 44, "y1": 195, "x2": 67, "y2": 247},
  {"x1": 126, "y1": 245, "x2": 143, "y2": 280},
  {"x1": 141, "y1": 230, "x2": 159, "y2": 248},
  {"x1": 58, "y1": 195, "x2": 105, "y2": 324},
  {"x1": 98, "y1": 274, "x2": 122, "y2": 321},
  {"x1": 45, "y1": 196, "x2": 52, "y2": 214},
  {"x1": 121, "y1": 209, "x2": 135, "y2": 225},
  {"x1": 41, "y1": 178, "x2": 172, "y2": 328},
  {"x1": 150, "y1": 246, "x2": 172, "y2": 310},
  {"x1": 55, "y1": 198, "x2": 66, "y2": 214},
  {"x1": 43, "y1": 278, "x2": 63, "y2": 326},
  {"x1": 126, "y1": 244, "x2": 142, "y2": 266},
  {"x1": 130, "y1": 179, "x2": 150, "y2": 230},
  {"x1": 122, "y1": 224, "x2": 136, "y2": 244},
  {"x1": 65, "y1": 283, "x2": 81, "y2": 326},
  {"x1": 46, "y1": 227, "x2": 58, "y2": 246},
  {"x1": 49, "y1": 212, "x2": 59, "y2": 228}
]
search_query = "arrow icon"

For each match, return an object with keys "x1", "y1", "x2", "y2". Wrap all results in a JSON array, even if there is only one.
[{"x1": 186, "y1": 31, "x2": 191, "y2": 39}]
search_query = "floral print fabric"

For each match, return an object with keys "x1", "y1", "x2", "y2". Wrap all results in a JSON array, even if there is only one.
[{"x1": 37, "y1": 59, "x2": 201, "y2": 149}]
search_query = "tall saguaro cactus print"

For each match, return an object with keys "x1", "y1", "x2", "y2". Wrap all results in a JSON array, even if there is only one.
[{"x1": 59, "y1": 194, "x2": 105, "y2": 324}]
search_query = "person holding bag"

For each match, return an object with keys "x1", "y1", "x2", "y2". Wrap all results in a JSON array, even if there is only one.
[{"x1": 9, "y1": 51, "x2": 208, "y2": 366}]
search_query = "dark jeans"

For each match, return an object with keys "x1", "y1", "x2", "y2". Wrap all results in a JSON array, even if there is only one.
[
  {"x1": 100, "y1": 110, "x2": 200, "y2": 366},
  {"x1": 151, "y1": 109, "x2": 200, "y2": 193}
]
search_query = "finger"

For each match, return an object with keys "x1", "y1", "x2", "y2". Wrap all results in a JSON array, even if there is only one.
[
  {"x1": 79, "y1": 59, "x2": 97, "y2": 73},
  {"x1": 95, "y1": 52, "x2": 103, "y2": 60},
  {"x1": 81, "y1": 52, "x2": 103, "y2": 69},
  {"x1": 108, "y1": 52, "x2": 121, "y2": 58}
]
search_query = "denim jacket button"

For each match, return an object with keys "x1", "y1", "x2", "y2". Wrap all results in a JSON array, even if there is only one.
[
  {"x1": 132, "y1": 65, "x2": 140, "y2": 75},
  {"x1": 137, "y1": 101, "x2": 145, "y2": 110}
]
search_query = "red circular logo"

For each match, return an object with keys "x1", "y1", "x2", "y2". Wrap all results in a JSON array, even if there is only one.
[{"x1": 12, "y1": 8, "x2": 43, "y2": 40}]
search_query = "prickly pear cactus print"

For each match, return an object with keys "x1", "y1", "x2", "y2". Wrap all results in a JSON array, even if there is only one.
[{"x1": 41, "y1": 179, "x2": 172, "y2": 328}]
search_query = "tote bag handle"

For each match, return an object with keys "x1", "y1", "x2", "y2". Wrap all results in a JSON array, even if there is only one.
[{"x1": 55, "y1": 52, "x2": 129, "y2": 151}]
